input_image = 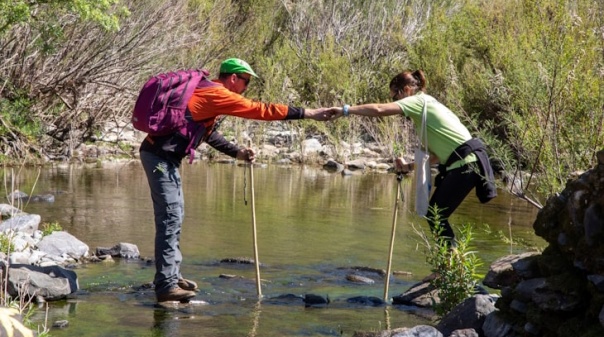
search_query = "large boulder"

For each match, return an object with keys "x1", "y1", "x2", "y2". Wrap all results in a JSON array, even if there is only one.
[
  {"x1": 6, "y1": 264, "x2": 79, "y2": 301},
  {"x1": 482, "y1": 149, "x2": 604, "y2": 337}
]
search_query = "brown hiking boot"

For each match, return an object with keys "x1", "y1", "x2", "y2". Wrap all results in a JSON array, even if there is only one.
[
  {"x1": 177, "y1": 278, "x2": 198, "y2": 291},
  {"x1": 156, "y1": 286, "x2": 196, "y2": 303}
]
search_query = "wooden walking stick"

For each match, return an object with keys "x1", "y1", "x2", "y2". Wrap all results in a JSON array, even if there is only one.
[
  {"x1": 247, "y1": 141, "x2": 262, "y2": 297},
  {"x1": 383, "y1": 173, "x2": 404, "y2": 302}
]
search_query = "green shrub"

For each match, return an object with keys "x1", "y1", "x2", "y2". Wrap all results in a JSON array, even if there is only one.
[
  {"x1": 423, "y1": 206, "x2": 483, "y2": 316},
  {"x1": 41, "y1": 222, "x2": 63, "y2": 236}
]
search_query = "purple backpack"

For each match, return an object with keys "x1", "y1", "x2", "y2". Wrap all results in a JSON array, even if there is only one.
[
  {"x1": 132, "y1": 69, "x2": 210, "y2": 135},
  {"x1": 132, "y1": 69, "x2": 219, "y2": 163}
]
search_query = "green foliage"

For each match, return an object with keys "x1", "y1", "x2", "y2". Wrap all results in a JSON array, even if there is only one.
[
  {"x1": 41, "y1": 222, "x2": 63, "y2": 236},
  {"x1": 411, "y1": 0, "x2": 604, "y2": 195},
  {"x1": 424, "y1": 206, "x2": 483, "y2": 316},
  {"x1": 0, "y1": 233, "x2": 15, "y2": 253},
  {"x1": 0, "y1": 88, "x2": 40, "y2": 139},
  {"x1": 0, "y1": 0, "x2": 127, "y2": 35}
]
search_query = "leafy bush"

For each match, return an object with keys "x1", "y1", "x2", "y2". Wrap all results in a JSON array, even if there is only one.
[{"x1": 422, "y1": 206, "x2": 483, "y2": 316}]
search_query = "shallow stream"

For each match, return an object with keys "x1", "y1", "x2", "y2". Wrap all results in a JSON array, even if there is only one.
[{"x1": 7, "y1": 161, "x2": 542, "y2": 336}]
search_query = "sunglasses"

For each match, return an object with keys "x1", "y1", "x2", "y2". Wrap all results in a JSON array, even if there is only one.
[{"x1": 236, "y1": 74, "x2": 251, "y2": 86}]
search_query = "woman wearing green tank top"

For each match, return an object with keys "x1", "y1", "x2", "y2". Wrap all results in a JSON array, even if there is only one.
[{"x1": 331, "y1": 70, "x2": 497, "y2": 247}]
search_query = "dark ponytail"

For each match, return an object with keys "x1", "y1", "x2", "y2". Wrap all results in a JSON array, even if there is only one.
[{"x1": 389, "y1": 69, "x2": 427, "y2": 94}]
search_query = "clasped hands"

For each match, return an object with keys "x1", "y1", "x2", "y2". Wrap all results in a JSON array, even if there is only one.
[{"x1": 303, "y1": 106, "x2": 347, "y2": 121}]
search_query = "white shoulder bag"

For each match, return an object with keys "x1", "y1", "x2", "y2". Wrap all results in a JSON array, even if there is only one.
[{"x1": 414, "y1": 98, "x2": 431, "y2": 217}]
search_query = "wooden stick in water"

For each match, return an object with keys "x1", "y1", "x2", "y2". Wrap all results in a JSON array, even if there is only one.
[
  {"x1": 383, "y1": 174, "x2": 403, "y2": 302},
  {"x1": 248, "y1": 141, "x2": 262, "y2": 297}
]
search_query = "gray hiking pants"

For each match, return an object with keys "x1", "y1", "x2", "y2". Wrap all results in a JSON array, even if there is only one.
[{"x1": 140, "y1": 150, "x2": 184, "y2": 295}]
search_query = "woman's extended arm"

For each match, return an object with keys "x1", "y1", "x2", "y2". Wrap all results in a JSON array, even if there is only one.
[{"x1": 331, "y1": 102, "x2": 402, "y2": 118}]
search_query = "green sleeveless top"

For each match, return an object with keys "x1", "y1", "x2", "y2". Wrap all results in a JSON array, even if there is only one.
[{"x1": 395, "y1": 92, "x2": 476, "y2": 170}]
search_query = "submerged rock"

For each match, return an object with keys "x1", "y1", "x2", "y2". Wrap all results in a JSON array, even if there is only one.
[
  {"x1": 303, "y1": 294, "x2": 330, "y2": 307},
  {"x1": 346, "y1": 296, "x2": 385, "y2": 306}
]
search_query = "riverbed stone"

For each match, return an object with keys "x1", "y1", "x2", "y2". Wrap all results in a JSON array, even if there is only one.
[
  {"x1": 37, "y1": 231, "x2": 89, "y2": 260},
  {"x1": 449, "y1": 329, "x2": 479, "y2": 337},
  {"x1": 8, "y1": 251, "x2": 31, "y2": 265},
  {"x1": 7, "y1": 264, "x2": 78, "y2": 301},
  {"x1": 96, "y1": 242, "x2": 140, "y2": 259},
  {"x1": 323, "y1": 159, "x2": 344, "y2": 172},
  {"x1": 482, "y1": 311, "x2": 515, "y2": 337},
  {"x1": 483, "y1": 252, "x2": 540, "y2": 289},
  {"x1": 346, "y1": 274, "x2": 375, "y2": 284},
  {"x1": 302, "y1": 138, "x2": 322, "y2": 154},
  {"x1": 0, "y1": 214, "x2": 41, "y2": 235},
  {"x1": 0, "y1": 203, "x2": 23, "y2": 218},
  {"x1": 346, "y1": 159, "x2": 366, "y2": 170},
  {"x1": 436, "y1": 294, "x2": 496, "y2": 336},
  {"x1": 392, "y1": 280, "x2": 439, "y2": 307},
  {"x1": 347, "y1": 296, "x2": 385, "y2": 306}
]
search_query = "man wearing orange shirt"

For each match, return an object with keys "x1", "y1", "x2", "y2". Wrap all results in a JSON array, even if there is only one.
[{"x1": 140, "y1": 58, "x2": 333, "y2": 303}]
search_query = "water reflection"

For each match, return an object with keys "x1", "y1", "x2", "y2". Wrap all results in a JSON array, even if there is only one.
[
  {"x1": 151, "y1": 309, "x2": 179, "y2": 337},
  {"x1": 247, "y1": 300, "x2": 262, "y2": 337},
  {"x1": 11, "y1": 162, "x2": 543, "y2": 337}
]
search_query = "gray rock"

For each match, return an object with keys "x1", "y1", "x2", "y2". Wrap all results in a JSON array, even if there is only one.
[
  {"x1": 302, "y1": 138, "x2": 322, "y2": 154},
  {"x1": 450, "y1": 329, "x2": 479, "y2": 337},
  {"x1": 0, "y1": 214, "x2": 41, "y2": 235},
  {"x1": 482, "y1": 312, "x2": 514, "y2": 337},
  {"x1": 9, "y1": 251, "x2": 32, "y2": 265},
  {"x1": 483, "y1": 252, "x2": 540, "y2": 289},
  {"x1": 323, "y1": 159, "x2": 344, "y2": 172},
  {"x1": 346, "y1": 274, "x2": 375, "y2": 284},
  {"x1": 346, "y1": 159, "x2": 366, "y2": 170},
  {"x1": 588, "y1": 275, "x2": 604, "y2": 292},
  {"x1": 96, "y1": 242, "x2": 140, "y2": 259},
  {"x1": 391, "y1": 325, "x2": 443, "y2": 337},
  {"x1": 7, "y1": 264, "x2": 78, "y2": 301},
  {"x1": 6, "y1": 190, "x2": 28, "y2": 201},
  {"x1": 0, "y1": 203, "x2": 23, "y2": 218},
  {"x1": 392, "y1": 280, "x2": 439, "y2": 307},
  {"x1": 346, "y1": 296, "x2": 385, "y2": 306},
  {"x1": 37, "y1": 231, "x2": 89, "y2": 260},
  {"x1": 584, "y1": 204, "x2": 604, "y2": 246},
  {"x1": 436, "y1": 294, "x2": 496, "y2": 336}
]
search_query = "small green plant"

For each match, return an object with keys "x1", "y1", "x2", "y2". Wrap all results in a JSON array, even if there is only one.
[
  {"x1": 422, "y1": 206, "x2": 483, "y2": 316},
  {"x1": 0, "y1": 233, "x2": 15, "y2": 253},
  {"x1": 41, "y1": 222, "x2": 62, "y2": 236}
]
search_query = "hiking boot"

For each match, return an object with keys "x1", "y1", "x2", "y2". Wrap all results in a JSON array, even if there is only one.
[
  {"x1": 177, "y1": 278, "x2": 198, "y2": 291},
  {"x1": 156, "y1": 287, "x2": 196, "y2": 303}
]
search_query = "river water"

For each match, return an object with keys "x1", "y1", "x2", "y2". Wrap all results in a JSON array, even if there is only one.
[{"x1": 8, "y1": 161, "x2": 542, "y2": 336}]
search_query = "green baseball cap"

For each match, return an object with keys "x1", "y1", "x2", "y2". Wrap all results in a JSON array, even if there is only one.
[{"x1": 219, "y1": 58, "x2": 259, "y2": 78}]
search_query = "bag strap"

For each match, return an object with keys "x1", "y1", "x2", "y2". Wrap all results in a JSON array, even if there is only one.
[{"x1": 418, "y1": 96, "x2": 429, "y2": 153}]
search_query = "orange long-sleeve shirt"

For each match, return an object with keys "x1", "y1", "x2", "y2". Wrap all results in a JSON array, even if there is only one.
[{"x1": 187, "y1": 80, "x2": 304, "y2": 128}]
